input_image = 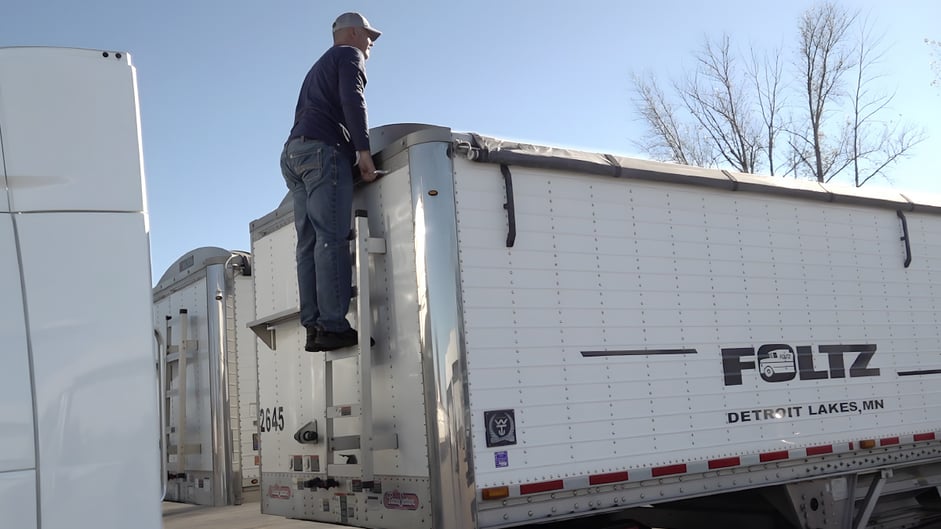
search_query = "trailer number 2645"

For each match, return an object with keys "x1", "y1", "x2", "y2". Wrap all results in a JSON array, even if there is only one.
[{"x1": 260, "y1": 406, "x2": 285, "y2": 432}]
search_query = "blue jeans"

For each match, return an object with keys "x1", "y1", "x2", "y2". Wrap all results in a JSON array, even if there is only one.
[{"x1": 280, "y1": 139, "x2": 353, "y2": 333}]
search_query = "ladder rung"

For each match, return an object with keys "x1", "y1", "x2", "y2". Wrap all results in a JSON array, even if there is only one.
[
  {"x1": 326, "y1": 463, "x2": 362, "y2": 478},
  {"x1": 167, "y1": 443, "x2": 202, "y2": 455},
  {"x1": 366, "y1": 237, "x2": 386, "y2": 254},
  {"x1": 326, "y1": 404, "x2": 361, "y2": 419},
  {"x1": 168, "y1": 339, "x2": 199, "y2": 353},
  {"x1": 331, "y1": 435, "x2": 361, "y2": 451},
  {"x1": 329, "y1": 433, "x2": 398, "y2": 452},
  {"x1": 165, "y1": 351, "x2": 197, "y2": 363},
  {"x1": 325, "y1": 349, "x2": 359, "y2": 362}
]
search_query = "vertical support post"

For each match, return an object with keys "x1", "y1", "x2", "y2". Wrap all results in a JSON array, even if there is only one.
[
  {"x1": 155, "y1": 328, "x2": 168, "y2": 500},
  {"x1": 163, "y1": 314, "x2": 173, "y2": 483},
  {"x1": 206, "y1": 263, "x2": 235, "y2": 506},
  {"x1": 177, "y1": 309, "x2": 189, "y2": 477},
  {"x1": 324, "y1": 344, "x2": 335, "y2": 466},
  {"x1": 853, "y1": 469, "x2": 891, "y2": 529},
  {"x1": 354, "y1": 211, "x2": 374, "y2": 485}
]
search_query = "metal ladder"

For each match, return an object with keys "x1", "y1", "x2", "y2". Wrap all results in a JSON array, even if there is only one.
[
  {"x1": 162, "y1": 309, "x2": 202, "y2": 480},
  {"x1": 322, "y1": 209, "x2": 396, "y2": 489}
]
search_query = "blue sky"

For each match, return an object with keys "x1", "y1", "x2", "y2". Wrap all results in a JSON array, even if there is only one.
[{"x1": 3, "y1": 0, "x2": 939, "y2": 281}]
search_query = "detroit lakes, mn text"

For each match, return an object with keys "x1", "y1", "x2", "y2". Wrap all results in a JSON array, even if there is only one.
[{"x1": 727, "y1": 399, "x2": 885, "y2": 424}]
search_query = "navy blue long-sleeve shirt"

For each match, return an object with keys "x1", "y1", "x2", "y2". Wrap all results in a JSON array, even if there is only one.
[{"x1": 288, "y1": 45, "x2": 369, "y2": 157}]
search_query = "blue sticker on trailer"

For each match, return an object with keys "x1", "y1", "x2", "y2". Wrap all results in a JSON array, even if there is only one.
[{"x1": 495, "y1": 451, "x2": 509, "y2": 468}]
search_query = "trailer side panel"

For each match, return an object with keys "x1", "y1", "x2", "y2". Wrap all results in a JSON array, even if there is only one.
[{"x1": 452, "y1": 157, "x2": 941, "y2": 525}]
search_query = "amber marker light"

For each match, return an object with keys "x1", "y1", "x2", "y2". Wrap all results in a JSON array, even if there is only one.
[
  {"x1": 859, "y1": 439, "x2": 877, "y2": 449},
  {"x1": 481, "y1": 486, "x2": 510, "y2": 500}
]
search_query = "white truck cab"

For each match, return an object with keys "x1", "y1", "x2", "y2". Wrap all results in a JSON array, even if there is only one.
[{"x1": 0, "y1": 47, "x2": 161, "y2": 529}]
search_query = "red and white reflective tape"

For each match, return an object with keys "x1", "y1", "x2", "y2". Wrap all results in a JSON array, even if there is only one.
[{"x1": 483, "y1": 430, "x2": 939, "y2": 500}]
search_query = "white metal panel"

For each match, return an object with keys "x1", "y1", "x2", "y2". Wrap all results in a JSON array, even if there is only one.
[
  {"x1": 252, "y1": 225, "x2": 299, "y2": 320},
  {"x1": 17, "y1": 212, "x2": 160, "y2": 529},
  {"x1": 0, "y1": 470, "x2": 37, "y2": 529},
  {"x1": 0, "y1": 215, "x2": 34, "y2": 472},
  {"x1": 454, "y1": 158, "x2": 941, "y2": 489},
  {"x1": 354, "y1": 164, "x2": 430, "y2": 478},
  {"x1": 254, "y1": 162, "x2": 433, "y2": 527},
  {"x1": 256, "y1": 164, "x2": 431, "y2": 477},
  {"x1": 253, "y1": 218, "x2": 333, "y2": 491},
  {"x1": 0, "y1": 47, "x2": 145, "y2": 212}
]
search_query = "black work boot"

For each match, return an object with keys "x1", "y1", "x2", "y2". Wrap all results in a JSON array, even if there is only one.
[
  {"x1": 304, "y1": 326, "x2": 320, "y2": 352},
  {"x1": 314, "y1": 329, "x2": 358, "y2": 351},
  {"x1": 315, "y1": 329, "x2": 375, "y2": 351}
]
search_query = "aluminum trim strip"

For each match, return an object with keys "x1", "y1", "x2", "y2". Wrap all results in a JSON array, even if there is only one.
[
  {"x1": 408, "y1": 141, "x2": 477, "y2": 529},
  {"x1": 206, "y1": 263, "x2": 235, "y2": 505},
  {"x1": 478, "y1": 432, "x2": 941, "y2": 503},
  {"x1": 456, "y1": 131, "x2": 941, "y2": 215}
]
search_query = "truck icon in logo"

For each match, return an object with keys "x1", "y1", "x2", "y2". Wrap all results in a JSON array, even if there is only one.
[
  {"x1": 484, "y1": 409, "x2": 516, "y2": 447},
  {"x1": 758, "y1": 348, "x2": 796, "y2": 380}
]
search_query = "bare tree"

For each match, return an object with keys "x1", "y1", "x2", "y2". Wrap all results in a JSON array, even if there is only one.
[
  {"x1": 632, "y1": 35, "x2": 770, "y2": 173},
  {"x1": 749, "y1": 46, "x2": 789, "y2": 176},
  {"x1": 630, "y1": 1, "x2": 923, "y2": 187},
  {"x1": 680, "y1": 35, "x2": 762, "y2": 173},
  {"x1": 793, "y1": 2, "x2": 856, "y2": 182},
  {"x1": 847, "y1": 18, "x2": 925, "y2": 186},
  {"x1": 632, "y1": 73, "x2": 715, "y2": 167}
]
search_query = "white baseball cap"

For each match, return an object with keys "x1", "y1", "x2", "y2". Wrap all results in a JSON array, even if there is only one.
[{"x1": 332, "y1": 12, "x2": 382, "y2": 40}]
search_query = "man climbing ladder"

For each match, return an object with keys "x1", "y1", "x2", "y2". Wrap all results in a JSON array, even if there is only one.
[{"x1": 280, "y1": 11, "x2": 385, "y2": 352}]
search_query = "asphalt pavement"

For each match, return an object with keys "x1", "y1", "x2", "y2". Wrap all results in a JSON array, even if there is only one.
[{"x1": 162, "y1": 489, "x2": 340, "y2": 529}]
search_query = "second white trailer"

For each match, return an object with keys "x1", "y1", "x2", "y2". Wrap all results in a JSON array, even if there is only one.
[
  {"x1": 249, "y1": 124, "x2": 941, "y2": 529},
  {"x1": 154, "y1": 247, "x2": 259, "y2": 506}
]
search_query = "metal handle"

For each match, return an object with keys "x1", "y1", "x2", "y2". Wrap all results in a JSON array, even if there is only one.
[
  {"x1": 500, "y1": 164, "x2": 516, "y2": 248},
  {"x1": 897, "y1": 210, "x2": 912, "y2": 268}
]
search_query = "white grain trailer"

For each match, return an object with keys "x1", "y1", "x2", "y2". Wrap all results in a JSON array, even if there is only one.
[
  {"x1": 154, "y1": 246, "x2": 260, "y2": 505},
  {"x1": 248, "y1": 124, "x2": 941, "y2": 529},
  {"x1": 0, "y1": 47, "x2": 160, "y2": 529}
]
